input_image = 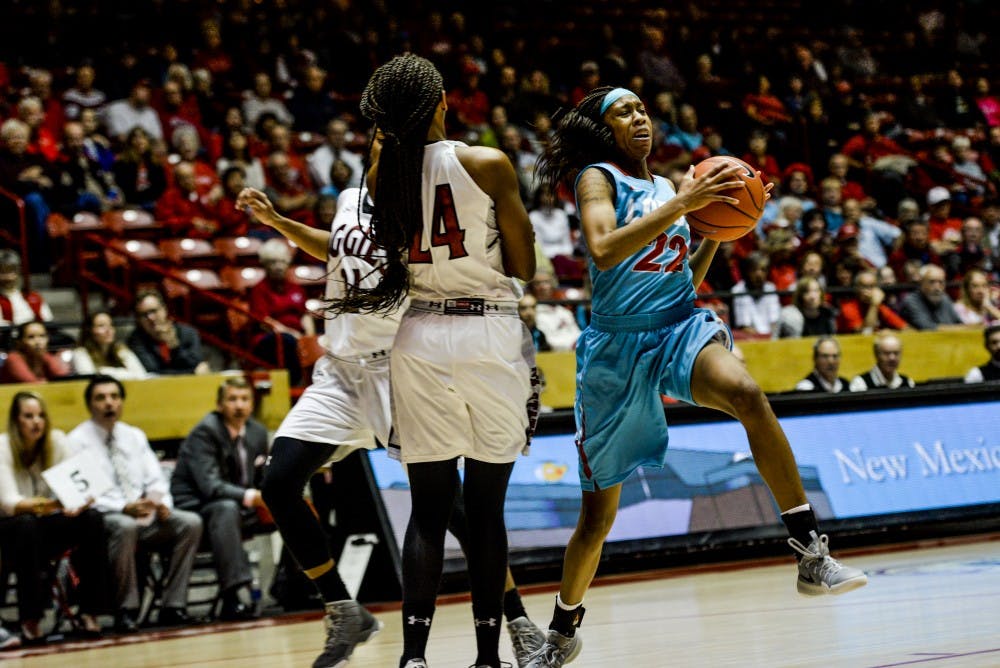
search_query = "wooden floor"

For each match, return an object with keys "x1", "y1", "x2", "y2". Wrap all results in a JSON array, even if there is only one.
[{"x1": 7, "y1": 536, "x2": 1000, "y2": 667}]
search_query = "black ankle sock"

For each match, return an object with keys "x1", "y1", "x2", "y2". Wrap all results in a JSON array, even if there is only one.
[
  {"x1": 401, "y1": 604, "x2": 435, "y2": 664},
  {"x1": 503, "y1": 587, "x2": 527, "y2": 621},
  {"x1": 311, "y1": 564, "x2": 351, "y2": 603},
  {"x1": 550, "y1": 600, "x2": 584, "y2": 637},
  {"x1": 781, "y1": 506, "x2": 819, "y2": 558}
]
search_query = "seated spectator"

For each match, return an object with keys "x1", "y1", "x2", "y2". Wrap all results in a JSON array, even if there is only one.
[
  {"x1": 774, "y1": 277, "x2": 836, "y2": 339},
  {"x1": 112, "y1": 126, "x2": 167, "y2": 211},
  {"x1": 849, "y1": 333, "x2": 915, "y2": 391},
  {"x1": 242, "y1": 71, "x2": 294, "y2": 131},
  {"x1": 761, "y1": 226, "x2": 799, "y2": 293},
  {"x1": 0, "y1": 249, "x2": 54, "y2": 327},
  {"x1": 841, "y1": 198, "x2": 901, "y2": 270},
  {"x1": 307, "y1": 119, "x2": 364, "y2": 191},
  {"x1": 264, "y1": 151, "x2": 317, "y2": 228},
  {"x1": 518, "y1": 293, "x2": 551, "y2": 352},
  {"x1": 943, "y1": 216, "x2": 994, "y2": 278},
  {"x1": 127, "y1": 289, "x2": 211, "y2": 375},
  {"x1": 217, "y1": 128, "x2": 266, "y2": 191},
  {"x1": 69, "y1": 376, "x2": 203, "y2": 633},
  {"x1": 797, "y1": 208, "x2": 834, "y2": 260},
  {"x1": 62, "y1": 63, "x2": 106, "y2": 121},
  {"x1": 732, "y1": 251, "x2": 781, "y2": 337},
  {"x1": 782, "y1": 163, "x2": 818, "y2": 212},
  {"x1": 741, "y1": 129, "x2": 782, "y2": 187},
  {"x1": 964, "y1": 324, "x2": 1000, "y2": 383},
  {"x1": 527, "y1": 270, "x2": 581, "y2": 351},
  {"x1": 102, "y1": 78, "x2": 163, "y2": 144},
  {"x1": 0, "y1": 321, "x2": 70, "y2": 384},
  {"x1": 888, "y1": 220, "x2": 940, "y2": 281},
  {"x1": 897, "y1": 264, "x2": 963, "y2": 330},
  {"x1": 817, "y1": 177, "x2": 845, "y2": 235},
  {"x1": 214, "y1": 165, "x2": 252, "y2": 237},
  {"x1": 0, "y1": 119, "x2": 54, "y2": 272},
  {"x1": 826, "y1": 153, "x2": 869, "y2": 208},
  {"x1": 529, "y1": 185, "x2": 577, "y2": 276},
  {"x1": 794, "y1": 336, "x2": 849, "y2": 393},
  {"x1": 167, "y1": 125, "x2": 222, "y2": 197},
  {"x1": 0, "y1": 391, "x2": 108, "y2": 640},
  {"x1": 924, "y1": 187, "x2": 963, "y2": 256},
  {"x1": 155, "y1": 160, "x2": 222, "y2": 238},
  {"x1": 837, "y1": 269, "x2": 909, "y2": 334},
  {"x1": 954, "y1": 268, "x2": 1000, "y2": 326},
  {"x1": 170, "y1": 377, "x2": 269, "y2": 621},
  {"x1": 287, "y1": 65, "x2": 337, "y2": 135},
  {"x1": 796, "y1": 249, "x2": 826, "y2": 288},
  {"x1": 51, "y1": 120, "x2": 121, "y2": 215},
  {"x1": 17, "y1": 96, "x2": 60, "y2": 164},
  {"x1": 248, "y1": 239, "x2": 315, "y2": 386},
  {"x1": 70, "y1": 311, "x2": 147, "y2": 379}
]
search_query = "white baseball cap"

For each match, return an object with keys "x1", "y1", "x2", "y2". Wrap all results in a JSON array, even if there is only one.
[{"x1": 926, "y1": 186, "x2": 951, "y2": 207}]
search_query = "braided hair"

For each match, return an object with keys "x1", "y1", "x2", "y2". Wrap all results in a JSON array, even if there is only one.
[
  {"x1": 536, "y1": 86, "x2": 621, "y2": 192},
  {"x1": 324, "y1": 54, "x2": 444, "y2": 315}
]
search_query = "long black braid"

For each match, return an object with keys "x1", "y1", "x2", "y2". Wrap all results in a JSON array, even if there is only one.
[
  {"x1": 535, "y1": 85, "x2": 621, "y2": 192},
  {"x1": 323, "y1": 53, "x2": 444, "y2": 315}
]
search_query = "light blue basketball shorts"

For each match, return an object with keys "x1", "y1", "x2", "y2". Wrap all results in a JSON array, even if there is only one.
[{"x1": 573, "y1": 303, "x2": 732, "y2": 491}]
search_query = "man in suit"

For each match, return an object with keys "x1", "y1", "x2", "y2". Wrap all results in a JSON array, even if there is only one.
[{"x1": 170, "y1": 376, "x2": 270, "y2": 620}]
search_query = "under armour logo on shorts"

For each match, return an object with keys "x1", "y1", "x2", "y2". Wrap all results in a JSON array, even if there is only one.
[
  {"x1": 474, "y1": 617, "x2": 497, "y2": 627},
  {"x1": 407, "y1": 615, "x2": 432, "y2": 626}
]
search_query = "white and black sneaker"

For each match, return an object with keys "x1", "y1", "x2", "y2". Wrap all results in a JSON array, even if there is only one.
[
  {"x1": 788, "y1": 531, "x2": 868, "y2": 596},
  {"x1": 507, "y1": 616, "x2": 547, "y2": 667},
  {"x1": 313, "y1": 600, "x2": 384, "y2": 668},
  {"x1": 523, "y1": 629, "x2": 582, "y2": 668}
]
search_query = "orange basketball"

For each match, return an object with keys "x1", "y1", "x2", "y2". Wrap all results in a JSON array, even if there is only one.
[{"x1": 685, "y1": 156, "x2": 766, "y2": 242}]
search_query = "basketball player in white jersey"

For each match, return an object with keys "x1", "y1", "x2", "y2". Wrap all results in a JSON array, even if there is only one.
[
  {"x1": 320, "y1": 55, "x2": 537, "y2": 668},
  {"x1": 237, "y1": 181, "x2": 392, "y2": 668},
  {"x1": 239, "y1": 121, "x2": 543, "y2": 666}
]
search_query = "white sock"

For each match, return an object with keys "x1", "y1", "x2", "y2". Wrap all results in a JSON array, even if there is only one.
[
  {"x1": 781, "y1": 503, "x2": 811, "y2": 516},
  {"x1": 556, "y1": 593, "x2": 582, "y2": 610}
]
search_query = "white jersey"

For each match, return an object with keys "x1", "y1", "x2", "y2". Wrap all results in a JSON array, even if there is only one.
[
  {"x1": 275, "y1": 186, "x2": 400, "y2": 455},
  {"x1": 408, "y1": 141, "x2": 523, "y2": 302},
  {"x1": 323, "y1": 187, "x2": 405, "y2": 358}
]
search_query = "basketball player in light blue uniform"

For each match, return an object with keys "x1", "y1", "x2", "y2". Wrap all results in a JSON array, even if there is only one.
[
  {"x1": 573, "y1": 160, "x2": 731, "y2": 492},
  {"x1": 526, "y1": 87, "x2": 868, "y2": 668}
]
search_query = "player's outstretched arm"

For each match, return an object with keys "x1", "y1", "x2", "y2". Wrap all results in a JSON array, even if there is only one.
[{"x1": 236, "y1": 187, "x2": 331, "y2": 261}]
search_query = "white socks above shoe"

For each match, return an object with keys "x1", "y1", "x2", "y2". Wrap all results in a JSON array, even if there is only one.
[{"x1": 556, "y1": 593, "x2": 582, "y2": 611}]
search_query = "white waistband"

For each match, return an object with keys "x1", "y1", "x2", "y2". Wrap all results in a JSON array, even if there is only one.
[{"x1": 409, "y1": 298, "x2": 519, "y2": 317}]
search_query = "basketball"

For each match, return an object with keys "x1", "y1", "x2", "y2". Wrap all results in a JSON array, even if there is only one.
[{"x1": 685, "y1": 156, "x2": 766, "y2": 242}]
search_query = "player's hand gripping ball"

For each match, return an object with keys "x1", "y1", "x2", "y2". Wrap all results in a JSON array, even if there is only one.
[{"x1": 686, "y1": 156, "x2": 767, "y2": 242}]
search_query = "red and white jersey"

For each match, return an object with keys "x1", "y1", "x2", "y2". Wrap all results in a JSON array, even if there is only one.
[
  {"x1": 408, "y1": 141, "x2": 523, "y2": 302},
  {"x1": 324, "y1": 187, "x2": 404, "y2": 357}
]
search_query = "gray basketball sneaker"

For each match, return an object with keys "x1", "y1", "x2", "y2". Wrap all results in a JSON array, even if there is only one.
[
  {"x1": 788, "y1": 531, "x2": 868, "y2": 596},
  {"x1": 403, "y1": 660, "x2": 429, "y2": 668},
  {"x1": 313, "y1": 599, "x2": 384, "y2": 668},
  {"x1": 523, "y1": 629, "x2": 582, "y2": 668},
  {"x1": 507, "y1": 616, "x2": 547, "y2": 667}
]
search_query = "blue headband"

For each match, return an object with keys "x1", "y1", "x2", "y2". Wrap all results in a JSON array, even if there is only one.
[{"x1": 599, "y1": 88, "x2": 637, "y2": 115}]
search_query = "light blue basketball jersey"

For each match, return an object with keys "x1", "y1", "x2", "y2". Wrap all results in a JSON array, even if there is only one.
[{"x1": 575, "y1": 162, "x2": 697, "y2": 316}]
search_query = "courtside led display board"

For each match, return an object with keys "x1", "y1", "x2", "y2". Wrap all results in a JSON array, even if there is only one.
[{"x1": 367, "y1": 385, "x2": 1000, "y2": 554}]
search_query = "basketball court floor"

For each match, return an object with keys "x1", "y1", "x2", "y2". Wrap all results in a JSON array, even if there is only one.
[{"x1": 6, "y1": 535, "x2": 998, "y2": 667}]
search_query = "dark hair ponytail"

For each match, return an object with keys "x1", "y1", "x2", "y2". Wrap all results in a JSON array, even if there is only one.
[
  {"x1": 536, "y1": 86, "x2": 620, "y2": 191},
  {"x1": 323, "y1": 53, "x2": 444, "y2": 315}
]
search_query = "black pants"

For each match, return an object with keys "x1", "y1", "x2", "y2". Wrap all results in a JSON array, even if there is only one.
[{"x1": 0, "y1": 508, "x2": 110, "y2": 621}]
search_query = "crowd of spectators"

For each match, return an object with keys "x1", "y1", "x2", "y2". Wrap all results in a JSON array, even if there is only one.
[{"x1": 0, "y1": 1, "x2": 997, "y2": 352}]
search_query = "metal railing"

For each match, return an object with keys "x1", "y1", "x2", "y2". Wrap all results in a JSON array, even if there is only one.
[
  {"x1": 77, "y1": 231, "x2": 285, "y2": 370},
  {"x1": 0, "y1": 187, "x2": 31, "y2": 292}
]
